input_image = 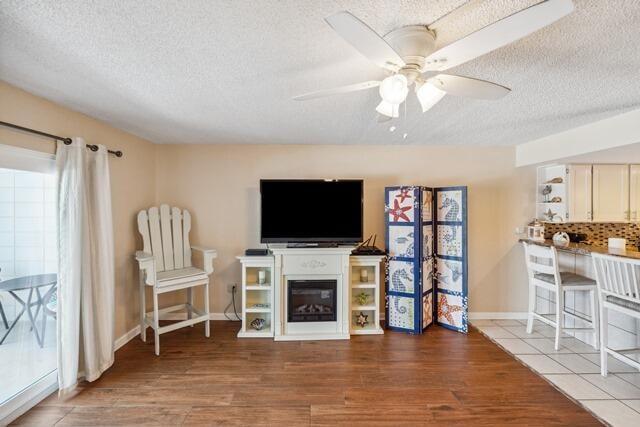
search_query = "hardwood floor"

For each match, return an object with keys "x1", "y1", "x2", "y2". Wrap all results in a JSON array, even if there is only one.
[{"x1": 12, "y1": 321, "x2": 602, "y2": 426}]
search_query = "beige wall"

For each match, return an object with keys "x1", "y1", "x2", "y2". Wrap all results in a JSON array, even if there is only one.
[
  {"x1": 155, "y1": 144, "x2": 536, "y2": 315},
  {"x1": 1, "y1": 79, "x2": 538, "y2": 343},
  {"x1": 0, "y1": 81, "x2": 156, "y2": 338}
]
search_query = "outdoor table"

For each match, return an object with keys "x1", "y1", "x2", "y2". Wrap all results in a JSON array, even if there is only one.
[{"x1": 0, "y1": 273, "x2": 57, "y2": 347}]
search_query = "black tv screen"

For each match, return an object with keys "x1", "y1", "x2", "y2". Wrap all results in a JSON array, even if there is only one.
[{"x1": 260, "y1": 179, "x2": 363, "y2": 243}]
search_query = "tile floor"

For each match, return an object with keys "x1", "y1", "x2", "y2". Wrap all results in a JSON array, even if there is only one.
[{"x1": 473, "y1": 319, "x2": 640, "y2": 427}]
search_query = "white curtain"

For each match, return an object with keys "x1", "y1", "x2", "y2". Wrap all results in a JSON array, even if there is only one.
[{"x1": 56, "y1": 138, "x2": 115, "y2": 396}]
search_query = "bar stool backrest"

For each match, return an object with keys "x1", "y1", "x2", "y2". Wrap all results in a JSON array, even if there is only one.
[
  {"x1": 592, "y1": 253, "x2": 640, "y2": 305},
  {"x1": 522, "y1": 242, "x2": 561, "y2": 287}
]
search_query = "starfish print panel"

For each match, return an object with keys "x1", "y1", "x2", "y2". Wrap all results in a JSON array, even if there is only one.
[
  {"x1": 389, "y1": 199, "x2": 412, "y2": 222},
  {"x1": 437, "y1": 294, "x2": 463, "y2": 326}
]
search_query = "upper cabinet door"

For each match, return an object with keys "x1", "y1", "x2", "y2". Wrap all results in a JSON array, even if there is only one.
[
  {"x1": 630, "y1": 165, "x2": 640, "y2": 222},
  {"x1": 567, "y1": 164, "x2": 592, "y2": 222},
  {"x1": 592, "y1": 164, "x2": 630, "y2": 222}
]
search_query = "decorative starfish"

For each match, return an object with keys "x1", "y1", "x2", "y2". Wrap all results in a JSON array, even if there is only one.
[
  {"x1": 356, "y1": 311, "x2": 369, "y2": 327},
  {"x1": 395, "y1": 188, "x2": 413, "y2": 203},
  {"x1": 389, "y1": 199, "x2": 412, "y2": 222},
  {"x1": 544, "y1": 209, "x2": 557, "y2": 221},
  {"x1": 437, "y1": 294, "x2": 463, "y2": 326}
]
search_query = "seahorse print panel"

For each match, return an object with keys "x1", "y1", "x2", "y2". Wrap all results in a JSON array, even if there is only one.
[
  {"x1": 388, "y1": 295, "x2": 414, "y2": 329},
  {"x1": 437, "y1": 293, "x2": 467, "y2": 331},
  {"x1": 437, "y1": 225, "x2": 463, "y2": 257},
  {"x1": 388, "y1": 226, "x2": 415, "y2": 258},
  {"x1": 387, "y1": 187, "x2": 416, "y2": 223},
  {"x1": 437, "y1": 190, "x2": 463, "y2": 222},
  {"x1": 388, "y1": 260, "x2": 414, "y2": 294},
  {"x1": 436, "y1": 258, "x2": 463, "y2": 293},
  {"x1": 422, "y1": 225, "x2": 433, "y2": 258},
  {"x1": 423, "y1": 259, "x2": 433, "y2": 291},
  {"x1": 422, "y1": 189, "x2": 433, "y2": 221},
  {"x1": 422, "y1": 293, "x2": 433, "y2": 329}
]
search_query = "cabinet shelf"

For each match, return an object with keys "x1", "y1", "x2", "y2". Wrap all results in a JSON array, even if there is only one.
[
  {"x1": 350, "y1": 322, "x2": 378, "y2": 331},
  {"x1": 246, "y1": 285, "x2": 271, "y2": 290},
  {"x1": 246, "y1": 308, "x2": 271, "y2": 313},
  {"x1": 352, "y1": 305, "x2": 376, "y2": 311},
  {"x1": 237, "y1": 255, "x2": 275, "y2": 339},
  {"x1": 350, "y1": 257, "x2": 384, "y2": 336},
  {"x1": 351, "y1": 282, "x2": 376, "y2": 289},
  {"x1": 238, "y1": 328, "x2": 272, "y2": 337}
]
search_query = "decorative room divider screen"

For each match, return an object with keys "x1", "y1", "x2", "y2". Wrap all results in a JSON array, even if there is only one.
[{"x1": 385, "y1": 186, "x2": 468, "y2": 334}]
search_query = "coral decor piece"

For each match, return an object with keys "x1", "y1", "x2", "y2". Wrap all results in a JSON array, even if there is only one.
[
  {"x1": 355, "y1": 292, "x2": 370, "y2": 306},
  {"x1": 250, "y1": 318, "x2": 266, "y2": 331},
  {"x1": 545, "y1": 177, "x2": 564, "y2": 184}
]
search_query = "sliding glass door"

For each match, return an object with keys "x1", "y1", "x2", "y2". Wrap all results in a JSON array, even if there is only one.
[{"x1": 0, "y1": 145, "x2": 57, "y2": 419}]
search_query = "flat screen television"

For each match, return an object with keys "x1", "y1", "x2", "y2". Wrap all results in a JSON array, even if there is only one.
[{"x1": 260, "y1": 179, "x2": 363, "y2": 244}]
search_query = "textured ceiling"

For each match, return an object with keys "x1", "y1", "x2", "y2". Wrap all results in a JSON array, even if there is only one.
[{"x1": 1, "y1": 0, "x2": 639, "y2": 145}]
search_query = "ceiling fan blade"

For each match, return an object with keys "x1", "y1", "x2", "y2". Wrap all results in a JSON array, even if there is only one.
[
  {"x1": 325, "y1": 11, "x2": 406, "y2": 71},
  {"x1": 429, "y1": 74, "x2": 510, "y2": 99},
  {"x1": 424, "y1": 0, "x2": 574, "y2": 71},
  {"x1": 293, "y1": 80, "x2": 380, "y2": 101}
]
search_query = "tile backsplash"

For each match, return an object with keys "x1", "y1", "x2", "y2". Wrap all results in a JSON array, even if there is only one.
[{"x1": 544, "y1": 222, "x2": 640, "y2": 248}]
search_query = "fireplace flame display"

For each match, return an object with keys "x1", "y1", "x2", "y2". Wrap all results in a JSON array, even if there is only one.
[
  {"x1": 288, "y1": 279, "x2": 337, "y2": 322},
  {"x1": 294, "y1": 304, "x2": 333, "y2": 314}
]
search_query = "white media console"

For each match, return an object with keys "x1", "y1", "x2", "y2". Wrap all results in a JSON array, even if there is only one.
[{"x1": 237, "y1": 247, "x2": 384, "y2": 340}]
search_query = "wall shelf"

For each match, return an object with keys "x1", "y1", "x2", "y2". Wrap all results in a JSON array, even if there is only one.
[{"x1": 536, "y1": 164, "x2": 568, "y2": 222}]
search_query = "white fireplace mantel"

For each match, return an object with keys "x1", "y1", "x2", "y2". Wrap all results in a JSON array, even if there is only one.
[{"x1": 271, "y1": 246, "x2": 355, "y2": 341}]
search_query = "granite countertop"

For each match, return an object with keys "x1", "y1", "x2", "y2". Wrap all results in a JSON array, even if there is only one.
[{"x1": 519, "y1": 238, "x2": 640, "y2": 260}]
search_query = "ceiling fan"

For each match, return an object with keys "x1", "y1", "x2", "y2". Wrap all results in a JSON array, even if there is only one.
[{"x1": 293, "y1": 0, "x2": 574, "y2": 119}]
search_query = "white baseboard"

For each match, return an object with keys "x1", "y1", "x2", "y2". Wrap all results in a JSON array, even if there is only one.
[
  {"x1": 469, "y1": 312, "x2": 527, "y2": 320},
  {"x1": 114, "y1": 313, "x2": 234, "y2": 350},
  {"x1": 114, "y1": 325, "x2": 141, "y2": 350}
]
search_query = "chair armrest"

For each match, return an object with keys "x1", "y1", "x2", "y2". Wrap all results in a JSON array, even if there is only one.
[
  {"x1": 135, "y1": 251, "x2": 156, "y2": 286},
  {"x1": 135, "y1": 251, "x2": 154, "y2": 262},
  {"x1": 191, "y1": 246, "x2": 217, "y2": 275}
]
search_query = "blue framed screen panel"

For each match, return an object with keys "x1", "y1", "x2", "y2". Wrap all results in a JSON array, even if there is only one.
[
  {"x1": 434, "y1": 186, "x2": 468, "y2": 333},
  {"x1": 384, "y1": 186, "x2": 433, "y2": 334},
  {"x1": 421, "y1": 188, "x2": 434, "y2": 331}
]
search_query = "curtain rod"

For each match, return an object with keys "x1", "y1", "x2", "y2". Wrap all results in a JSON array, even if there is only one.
[{"x1": 0, "y1": 120, "x2": 123, "y2": 157}]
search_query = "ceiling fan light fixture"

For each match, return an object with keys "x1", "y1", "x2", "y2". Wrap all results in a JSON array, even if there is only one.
[
  {"x1": 376, "y1": 100, "x2": 399, "y2": 118},
  {"x1": 379, "y1": 74, "x2": 408, "y2": 104},
  {"x1": 416, "y1": 81, "x2": 446, "y2": 112}
]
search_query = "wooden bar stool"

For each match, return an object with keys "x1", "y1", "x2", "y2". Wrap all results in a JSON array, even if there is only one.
[{"x1": 522, "y1": 242, "x2": 599, "y2": 350}]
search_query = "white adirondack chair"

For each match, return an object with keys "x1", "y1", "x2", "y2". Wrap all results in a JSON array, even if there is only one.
[{"x1": 135, "y1": 204, "x2": 217, "y2": 355}]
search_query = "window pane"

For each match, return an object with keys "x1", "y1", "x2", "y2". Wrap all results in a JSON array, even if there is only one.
[{"x1": 0, "y1": 167, "x2": 57, "y2": 405}]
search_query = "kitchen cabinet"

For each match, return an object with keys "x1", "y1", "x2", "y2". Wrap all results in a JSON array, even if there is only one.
[
  {"x1": 592, "y1": 164, "x2": 629, "y2": 222},
  {"x1": 567, "y1": 164, "x2": 592, "y2": 222},
  {"x1": 630, "y1": 165, "x2": 640, "y2": 222}
]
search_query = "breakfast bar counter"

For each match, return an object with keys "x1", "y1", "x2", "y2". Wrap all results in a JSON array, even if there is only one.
[{"x1": 519, "y1": 238, "x2": 640, "y2": 260}]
